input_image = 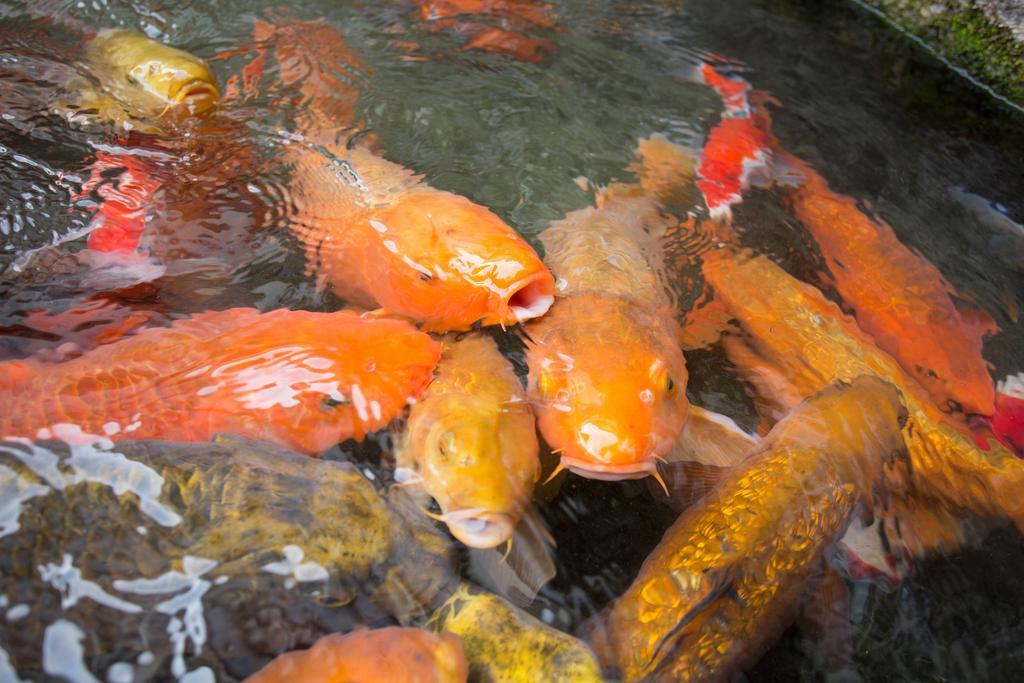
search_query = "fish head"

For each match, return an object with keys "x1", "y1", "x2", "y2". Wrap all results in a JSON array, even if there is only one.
[
  {"x1": 407, "y1": 393, "x2": 539, "y2": 548},
  {"x1": 526, "y1": 295, "x2": 689, "y2": 480},
  {"x1": 188, "y1": 309, "x2": 440, "y2": 455},
  {"x1": 84, "y1": 30, "x2": 221, "y2": 123},
  {"x1": 370, "y1": 192, "x2": 555, "y2": 331}
]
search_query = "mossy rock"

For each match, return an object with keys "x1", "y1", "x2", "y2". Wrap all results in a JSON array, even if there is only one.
[{"x1": 863, "y1": 0, "x2": 1024, "y2": 106}]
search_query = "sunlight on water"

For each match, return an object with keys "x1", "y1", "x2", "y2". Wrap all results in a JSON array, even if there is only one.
[{"x1": 0, "y1": 0, "x2": 1022, "y2": 680}]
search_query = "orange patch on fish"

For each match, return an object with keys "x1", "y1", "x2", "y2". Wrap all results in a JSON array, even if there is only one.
[
  {"x1": 254, "y1": 17, "x2": 554, "y2": 331},
  {"x1": 245, "y1": 627, "x2": 468, "y2": 683},
  {"x1": 0, "y1": 308, "x2": 440, "y2": 454}
]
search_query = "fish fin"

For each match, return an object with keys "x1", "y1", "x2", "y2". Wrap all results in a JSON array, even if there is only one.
[
  {"x1": 953, "y1": 298, "x2": 1000, "y2": 338},
  {"x1": 667, "y1": 404, "x2": 759, "y2": 467},
  {"x1": 677, "y1": 295, "x2": 736, "y2": 350},
  {"x1": 796, "y1": 566, "x2": 853, "y2": 675},
  {"x1": 466, "y1": 506, "x2": 556, "y2": 607},
  {"x1": 648, "y1": 461, "x2": 730, "y2": 512},
  {"x1": 644, "y1": 565, "x2": 739, "y2": 676}
]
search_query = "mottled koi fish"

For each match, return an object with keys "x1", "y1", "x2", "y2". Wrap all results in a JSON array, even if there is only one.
[
  {"x1": 246, "y1": 628, "x2": 468, "y2": 683},
  {"x1": 690, "y1": 60, "x2": 998, "y2": 416},
  {"x1": 588, "y1": 377, "x2": 908, "y2": 682},
  {"x1": 408, "y1": 0, "x2": 558, "y2": 64},
  {"x1": 0, "y1": 308, "x2": 440, "y2": 454},
  {"x1": 251, "y1": 17, "x2": 554, "y2": 332},
  {"x1": 692, "y1": 245, "x2": 1024, "y2": 533}
]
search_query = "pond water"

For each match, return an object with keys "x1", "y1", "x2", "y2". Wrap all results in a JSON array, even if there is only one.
[{"x1": 0, "y1": 0, "x2": 1022, "y2": 681}]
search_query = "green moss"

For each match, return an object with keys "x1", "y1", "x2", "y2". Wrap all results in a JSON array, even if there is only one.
[{"x1": 865, "y1": 1, "x2": 1024, "y2": 106}]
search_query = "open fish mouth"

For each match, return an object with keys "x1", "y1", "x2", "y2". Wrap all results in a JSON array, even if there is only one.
[
  {"x1": 439, "y1": 508, "x2": 516, "y2": 548},
  {"x1": 502, "y1": 272, "x2": 555, "y2": 324},
  {"x1": 171, "y1": 79, "x2": 221, "y2": 113},
  {"x1": 560, "y1": 455, "x2": 656, "y2": 481}
]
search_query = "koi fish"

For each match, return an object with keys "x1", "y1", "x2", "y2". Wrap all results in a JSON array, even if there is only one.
[
  {"x1": 397, "y1": 333, "x2": 540, "y2": 549},
  {"x1": 0, "y1": 308, "x2": 440, "y2": 455},
  {"x1": 690, "y1": 60, "x2": 998, "y2": 416},
  {"x1": 692, "y1": 245, "x2": 1024, "y2": 533},
  {"x1": 0, "y1": 438, "x2": 456, "y2": 678},
  {"x1": 428, "y1": 584, "x2": 604, "y2": 682},
  {"x1": 986, "y1": 373, "x2": 1024, "y2": 455},
  {"x1": 409, "y1": 0, "x2": 558, "y2": 64},
  {"x1": 587, "y1": 377, "x2": 909, "y2": 682},
  {"x1": 525, "y1": 172, "x2": 689, "y2": 479},
  {"x1": 246, "y1": 628, "x2": 468, "y2": 683},
  {"x1": 61, "y1": 29, "x2": 221, "y2": 132},
  {"x1": 252, "y1": 17, "x2": 555, "y2": 332},
  {"x1": 774, "y1": 147, "x2": 997, "y2": 416}
]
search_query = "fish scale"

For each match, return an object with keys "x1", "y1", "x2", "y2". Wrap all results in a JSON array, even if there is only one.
[{"x1": 0, "y1": 307, "x2": 441, "y2": 454}]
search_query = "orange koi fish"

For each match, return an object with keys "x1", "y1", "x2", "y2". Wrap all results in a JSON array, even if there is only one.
[
  {"x1": 525, "y1": 137, "x2": 693, "y2": 480},
  {"x1": 397, "y1": 333, "x2": 540, "y2": 548},
  {"x1": 774, "y1": 147, "x2": 997, "y2": 416},
  {"x1": 250, "y1": 17, "x2": 554, "y2": 332},
  {"x1": 588, "y1": 377, "x2": 908, "y2": 682},
  {"x1": 693, "y1": 245, "x2": 1024, "y2": 532},
  {"x1": 690, "y1": 60, "x2": 997, "y2": 416},
  {"x1": 245, "y1": 628, "x2": 468, "y2": 683},
  {"x1": 0, "y1": 308, "x2": 440, "y2": 455},
  {"x1": 410, "y1": 0, "x2": 558, "y2": 63}
]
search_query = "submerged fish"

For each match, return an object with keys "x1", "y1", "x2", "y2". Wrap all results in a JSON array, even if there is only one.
[
  {"x1": 61, "y1": 28, "x2": 221, "y2": 131},
  {"x1": 0, "y1": 308, "x2": 440, "y2": 454},
  {"x1": 250, "y1": 17, "x2": 555, "y2": 332},
  {"x1": 428, "y1": 584, "x2": 604, "y2": 682},
  {"x1": 692, "y1": 245, "x2": 1024, "y2": 533},
  {"x1": 588, "y1": 377, "x2": 908, "y2": 682},
  {"x1": 690, "y1": 60, "x2": 997, "y2": 416},
  {"x1": 246, "y1": 628, "x2": 468, "y2": 683},
  {"x1": 525, "y1": 136, "x2": 694, "y2": 480},
  {"x1": 0, "y1": 438, "x2": 455, "y2": 680},
  {"x1": 398, "y1": 333, "x2": 539, "y2": 549}
]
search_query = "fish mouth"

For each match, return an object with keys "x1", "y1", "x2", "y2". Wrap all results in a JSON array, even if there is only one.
[
  {"x1": 560, "y1": 455, "x2": 656, "y2": 481},
  {"x1": 502, "y1": 271, "x2": 555, "y2": 324},
  {"x1": 440, "y1": 508, "x2": 516, "y2": 548},
  {"x1": 171, "y1": 79, "x2": 221, "y2": 114}
]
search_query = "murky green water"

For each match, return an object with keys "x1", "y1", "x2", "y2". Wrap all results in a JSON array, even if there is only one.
[{"x1": 1, "y1": 0, "x2": 1023, "y2": 680}]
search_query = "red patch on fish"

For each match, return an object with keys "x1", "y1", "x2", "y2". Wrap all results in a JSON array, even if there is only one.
[{"x1": 76, "y1": 151, "x2": 164, "y2": 255}]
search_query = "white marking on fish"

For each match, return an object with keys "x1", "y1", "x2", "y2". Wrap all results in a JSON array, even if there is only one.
[
  {"x1": 39, "y1": 554, "x2": 142, "y2": 613},
  {"x1": 43, "y1": 619, "x2": 99, "y2": 683}
]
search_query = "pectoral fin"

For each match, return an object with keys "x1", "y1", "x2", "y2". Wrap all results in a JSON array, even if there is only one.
[
  {"x1": 667, "y1": 404, "x2": 759, "y2": 467},
  {"x1": 467, "y1": 506, "x2": 556, "y2": 607}
]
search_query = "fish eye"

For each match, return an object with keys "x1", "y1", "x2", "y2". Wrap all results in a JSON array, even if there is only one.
[
  {"x1": 666, "y1": 377, "x2": 676, "y2": 392},
  {"x1": 321, "y1": 396, "x2": 346, "y2": 409},
  {"x1": 437, "y1": 431, "x2": 456, "y2": 457}
]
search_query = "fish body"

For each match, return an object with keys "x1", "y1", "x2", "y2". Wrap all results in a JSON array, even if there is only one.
[
  {"x1": 428, "y1": 584, "x2": 604, "y2": 682},
  {"x1": 525, "y1": 142, "x2": 692, "y2": 480},
  {"x1": 0, "y1": 438, "x2": 455, "y2": 680},
  {"x1": 698, "y1": 248, "x2": 1024, "y2": 532},
  {"x1": 0, "y1": 308, "x2": 440, "y2": 454},
  {"x1": 399, "y1": 333, "x2": 539, "y2": 548},
  {"x1": 778, "y1": 151, "x2": 996, "y2": 416},
  {"x1": 245, "y1": 628, "x2": 468, "y2": 683},
  {"x1": 590, "y1": 377, "x2": 908, "y2": 682},
  {"x1": 63, "y1": 29, "x2": 220, "y2": 131},
  {"x1": 256, "y1": 17, "x2": 554, "y2": 332}
]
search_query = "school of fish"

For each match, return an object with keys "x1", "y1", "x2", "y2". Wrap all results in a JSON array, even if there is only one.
[{"x1": 0, "y1": 3, "x2": 1021, "y2": 682}]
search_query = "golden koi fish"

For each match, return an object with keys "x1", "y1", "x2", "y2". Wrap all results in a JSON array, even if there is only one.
[
  {"x1": 62, "y1": 29, "x2": 220, "y2": 130},
  {"x1": 398, "y1": 333, "x2": 540, "y2": 549},
  {"x1": 695, "y1": 246, "x2": 1024, "y2": 532},
  {"x1": 429, "y1": 583, "x2": 604, "y2": 682},
  {"x1": 589, "y1": 377, "x2": 909, "y2": 682}
]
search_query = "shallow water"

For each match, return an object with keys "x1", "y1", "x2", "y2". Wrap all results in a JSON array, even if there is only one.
[{"x1": 1, "y1": 0, "x2": 1023, "y2": 680}]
